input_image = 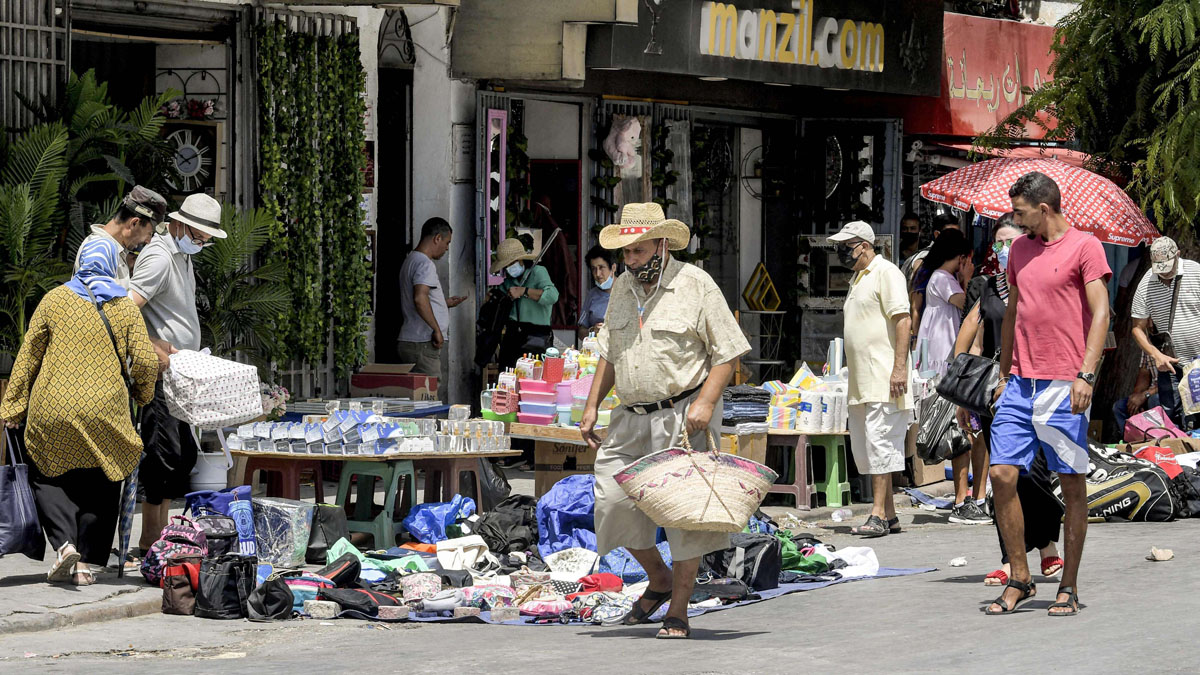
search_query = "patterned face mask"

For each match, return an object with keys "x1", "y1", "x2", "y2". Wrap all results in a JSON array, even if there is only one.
[{"x1": 630, "y1": 250, "x2": 663, "y2": 284}]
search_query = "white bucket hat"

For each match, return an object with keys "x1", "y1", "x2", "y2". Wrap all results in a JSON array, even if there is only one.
[{"x1": 169, "y1": 193, "x2": 227, "y2": 239}]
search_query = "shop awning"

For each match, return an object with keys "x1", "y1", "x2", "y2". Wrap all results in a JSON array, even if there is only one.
[{"x1": 940, "y1": 143, "x2": 1091, "y2": 169}]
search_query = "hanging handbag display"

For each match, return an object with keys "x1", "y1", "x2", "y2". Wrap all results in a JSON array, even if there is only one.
[
  {"x1": 0, "y1": 428, "x2": 43, "y2": 560},
  {"x1": 936, "y1": 350, "x2": 1000, "y2": 417}
]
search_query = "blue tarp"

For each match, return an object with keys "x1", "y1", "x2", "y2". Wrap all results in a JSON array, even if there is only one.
[
  {"x1": 402, "y1": 495, "x2": 476, "y2": 544},
  {"x1": 536, "y1": 475, "x2": 597, "y2": 558}
]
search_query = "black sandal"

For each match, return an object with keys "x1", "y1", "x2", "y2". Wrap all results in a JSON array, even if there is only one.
[
  {"x1": 1047, "y1": 586, "x2": 1080, "y2": 617},
  {"x1": 887, "y1": 517, "x2": 902, "y2": 534},
  {"x1": 656, "y1": 616, "x2": 691, "y2": 639},
  {"x1": 601, "y1": 588, "x2": 672, "y2": 627},
  {"x1": 850, "y1": 515, "x2": 888, "y2": 538},
  {"x1": 985, "y1": 578, "x2": 1036, "y2": 615}
]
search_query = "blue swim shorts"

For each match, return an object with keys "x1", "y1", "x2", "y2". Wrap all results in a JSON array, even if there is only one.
[{"x1": 989, "y1": 375, "x2": 1090, "y2": 475}]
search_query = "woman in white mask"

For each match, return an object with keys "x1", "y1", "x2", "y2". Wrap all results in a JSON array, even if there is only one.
[
  {"x1": 492, "y1": 237, "x2": 560, "y2": 369},
  {"x1": 578, "y1": 245, "x2": 616, "y2": 340}
]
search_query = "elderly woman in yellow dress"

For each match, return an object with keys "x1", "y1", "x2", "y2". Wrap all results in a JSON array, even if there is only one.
[{"x1": 1, "y1": 237, "x2": 157, "y2": 585}]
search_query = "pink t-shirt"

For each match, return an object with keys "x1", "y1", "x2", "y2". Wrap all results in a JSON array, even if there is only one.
[{"x1": 1008, "y1": 226, "x2": 1111, "y2": 381}]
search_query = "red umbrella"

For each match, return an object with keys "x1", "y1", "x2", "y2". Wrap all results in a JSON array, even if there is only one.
[{"x1": 920, "y1": 157, "x2": 1158, "y2": 247}]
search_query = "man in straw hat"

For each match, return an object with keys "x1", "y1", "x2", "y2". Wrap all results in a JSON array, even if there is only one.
[
  {"x1": 581, "y1": 203, "x2": 749, "y2": 639},
  {"x1": 129, "y1": 192, "x2": 227, "y2": 555}
]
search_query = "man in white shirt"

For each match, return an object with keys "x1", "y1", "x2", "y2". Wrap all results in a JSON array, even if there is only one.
[
  {"x1": 397, "y1": 217, "x2": 466, "y2": 380},
  {"x1": 831, "y1": 221, "x2": 913, "y2": 538},
  {"x1": 1131, "y1": 236, "x2": 1200, "y2": 427},
  {"x1": 72, "y1": 186, "x2": 167, "y2": 286}
]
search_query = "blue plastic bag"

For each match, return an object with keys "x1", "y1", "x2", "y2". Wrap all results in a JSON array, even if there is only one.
[
  {"x1": 599, "y1": 541, "x2": 673, "y2": 585},
  {"x1": 187, "y1": 485, "x2": 256, "y2": 556},
  {"x1": 402, "y1": 495, "x2": 476, "y2": 544},
  {"x1": 536, "y1": 474, "x2": 597, "y2": 559}
]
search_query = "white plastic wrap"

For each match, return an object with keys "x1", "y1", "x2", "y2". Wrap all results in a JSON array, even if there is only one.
[{"x1": 251, "y1": 497, "x2": 314, "y2": 567}]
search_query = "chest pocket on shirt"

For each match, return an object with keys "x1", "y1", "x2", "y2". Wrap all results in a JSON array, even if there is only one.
[
  {"x1": 644, "y1": 315, "x2": 699, "y2": 368},
  {"x1": 604, "y1": 311, "x2": 636, "y2": 360}
]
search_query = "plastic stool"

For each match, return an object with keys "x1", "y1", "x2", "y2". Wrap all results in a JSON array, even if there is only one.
[
  {"x1": 243, "y1": 457, "x2": 325, "y2": 502},
  {"x1": 336, "y1": 460, "x2": 416, "y2": 548},
  {"x1": 811, "y1": 435, "x2": 852, "y2": 508},
  {"x1": 766, "y1": 435, "x2": 817, "y2": 509},
  {"x1": 414, "y1": 458, "x2": 484, "y2": 508}
]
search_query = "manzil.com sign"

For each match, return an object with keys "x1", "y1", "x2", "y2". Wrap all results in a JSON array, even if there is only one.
[{"x1": 699, "y1": 0, "x2": 884, "y2": 73}]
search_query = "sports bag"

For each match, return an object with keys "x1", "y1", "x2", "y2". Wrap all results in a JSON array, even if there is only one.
[
  {"x1": 700, "y1": 533, "x2": 782, "y2": 591},
  {"x1": 142, "y1": 515, "x2": 208, "y2": 586},
  {"x1": 195, "y1": 514, "x2": 239, "y2": 558},
  {"x1": 194, "y1": 554, "x2": 258, "y2": 619},
  {"x1": 1051, "y1": 445, "x2": 1177, "y2": 522},
  {"x1": 318, "y1": 588, "x2": 401, "y2": 617},
  {"x1": 306, "y1": 504, "x2": 351, "y2": 565},
  {"x1": 315, "y1": 551, "x2": 362, "y2": 587}
]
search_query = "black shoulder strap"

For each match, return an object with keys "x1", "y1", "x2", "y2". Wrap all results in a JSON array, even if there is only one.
[
  {"x1": 1168, "y1": 273, "x2": 1184, "y2": 334},
  {"x1": 83, "y1": 285, "x2": 133, "y2": 392}
]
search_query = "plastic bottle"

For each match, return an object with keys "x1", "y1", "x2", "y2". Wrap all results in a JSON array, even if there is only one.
[{"x1": 830, "y1": 508, "x2": 853, "y2": 522}]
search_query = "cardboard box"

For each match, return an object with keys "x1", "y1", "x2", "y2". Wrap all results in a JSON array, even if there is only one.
[
  {"x1": 721, "y1": 432, "x2": 768, "y2": 465},
  {"x1": 359, "y1": 363, "x2": 414, "y2": 375},
  {"x1": 907, "y1": 456, "x2": 947, "y2": 487},
  {"x1": 349, "y1": 373, "x2": 438, "y2": 400},
  {"x1": 533, "y1": 440, "x2": 597, "y2": 497}
]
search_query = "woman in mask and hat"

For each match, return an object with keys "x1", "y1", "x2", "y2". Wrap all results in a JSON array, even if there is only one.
[{"x1": 493, "y1": 237, "x2": 560, "y2": 369}]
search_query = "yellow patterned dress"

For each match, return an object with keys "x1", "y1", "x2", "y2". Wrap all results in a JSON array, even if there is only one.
[{"x1": 1, "y1": 286, "x2": 158, "y2": 481}]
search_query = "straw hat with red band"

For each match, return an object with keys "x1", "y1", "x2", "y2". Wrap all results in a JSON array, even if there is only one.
[{"x1": 598, "y1": 202, "x2": 691, "y2": 251}]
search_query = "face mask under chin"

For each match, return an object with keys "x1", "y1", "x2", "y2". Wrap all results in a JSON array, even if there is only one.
[{"x1": 630, "y1": 252, "x2": 663, "y2": 284}]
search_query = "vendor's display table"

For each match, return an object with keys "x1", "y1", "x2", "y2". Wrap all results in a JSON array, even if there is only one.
[
  {"x1": 767, "y1": 430, "x2": 851, "y2": 509},
  {"x1": 282, "y1": 404, "x2": 451, "y2": 423},
  {"x1": 508, "y1": 423, "x2": 606, "y2": 497}
]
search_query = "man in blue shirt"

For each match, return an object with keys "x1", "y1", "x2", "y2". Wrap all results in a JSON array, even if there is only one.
[{"x1": 578, "y1": 245, "x2": 615, "y2": 340}]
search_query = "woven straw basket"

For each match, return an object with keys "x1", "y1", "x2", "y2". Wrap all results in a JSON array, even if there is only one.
[{"x1": 614, "y1": 432, "x2": 778, "y2": 533}]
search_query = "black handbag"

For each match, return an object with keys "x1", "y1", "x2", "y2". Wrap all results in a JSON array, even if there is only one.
[
  {"x1": 1150, "y1": 273, "x2": 1184, "y2": 358},
  {"x1": 306, "y1": 503, "x2": 351, "y2": 565},
  {"x1": 915, "y1": 392, "x2": 971, "y2": 464},
  {"x1": 194, "y1": 554, "x2": 257, "y2": 619},
  {"x1": 0, "y1": 428, "x2": 43, "y2": 560},
  {"x1": 936, "y1": 352, "x2": 1000, "y2": 417}
]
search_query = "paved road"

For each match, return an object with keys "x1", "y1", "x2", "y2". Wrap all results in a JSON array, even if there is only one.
[{"x1": 0, "y1": 512, "x2": 1193, "y2": 674}]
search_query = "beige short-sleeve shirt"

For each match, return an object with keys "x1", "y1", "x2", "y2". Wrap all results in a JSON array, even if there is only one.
[
  {"x1": 597, "y1": 256, "x2": 750, "y2": 405},
  {"x1": 843, "y1": 255, "x2": 913, "y2": 409}
]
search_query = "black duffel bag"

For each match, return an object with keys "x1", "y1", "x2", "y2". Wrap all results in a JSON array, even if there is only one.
[
  {"x1": 700, "y1": 533, "x2": 782, "y2": 591},
  {"x1": 195, "y1": 554, "x2": 257, "y2": 620}
]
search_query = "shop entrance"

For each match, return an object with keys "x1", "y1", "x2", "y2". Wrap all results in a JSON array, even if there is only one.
[{"x1": 373, "y1": 66, "x2": 414, "y2": 362}]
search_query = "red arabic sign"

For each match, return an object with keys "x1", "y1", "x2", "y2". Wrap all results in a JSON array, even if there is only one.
[{"x1": 904, "y1": 13, "x2": 1056, "y2": 137}]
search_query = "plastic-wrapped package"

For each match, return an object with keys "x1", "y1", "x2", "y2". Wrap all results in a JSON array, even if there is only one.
[{"x1": 251, "y1": 497, "x2": 314, "y2": 566}]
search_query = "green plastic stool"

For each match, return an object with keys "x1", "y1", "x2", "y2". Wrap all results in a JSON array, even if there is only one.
[
  {"x1": 336, "y1": 459, "x2": 416, "y2": 549},
  {"x1": 811, "y1": 435, "x2": 852, "y2": 508}
]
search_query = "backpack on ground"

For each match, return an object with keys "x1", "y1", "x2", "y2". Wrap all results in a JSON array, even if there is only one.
[
  {"x1": 700, "y1": 533, "x2": 782, "y2": 591},
  {"x1": 142, "y1": 515, "x2": 208, "y2": 586},
  {"x1": 195, "y1": 513, "x2": 238, "y2": 558}
]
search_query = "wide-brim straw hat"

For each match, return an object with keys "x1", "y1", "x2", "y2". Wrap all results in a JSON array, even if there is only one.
[
  {"x1": 598, "y1": 202, "x2": 691, "y2": 251},
  {"x1": 490, "y1": 237, "x2": 537, "y2": 274}
]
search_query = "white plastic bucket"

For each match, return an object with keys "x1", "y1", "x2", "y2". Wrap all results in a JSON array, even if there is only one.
[{"x1": 191, "y1": 427, "x2": 233, "y2": 492}]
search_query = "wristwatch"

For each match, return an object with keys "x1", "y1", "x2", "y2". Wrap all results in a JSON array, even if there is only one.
[{"x1": 1077, "y1": 371, "x2": 1096, "y2": 386}]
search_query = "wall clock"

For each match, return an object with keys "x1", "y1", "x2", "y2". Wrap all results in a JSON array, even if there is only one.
[{"x1": 162, "y1": 121, "x2": 221, "y2": 195}]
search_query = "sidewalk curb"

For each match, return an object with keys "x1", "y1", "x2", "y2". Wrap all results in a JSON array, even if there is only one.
[{"x1": 0, "y1": 587, "x2": 161, "y2": 636}]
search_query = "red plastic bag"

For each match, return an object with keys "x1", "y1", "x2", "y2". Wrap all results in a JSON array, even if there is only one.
[{"x1": 1134, "y1": 446, "x2": 1183, "y2": 479}]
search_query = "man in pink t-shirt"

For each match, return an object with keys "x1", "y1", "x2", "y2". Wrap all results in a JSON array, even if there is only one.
[{"x1": 985, "y1": 172, "x2": 1111, "y2": 618}]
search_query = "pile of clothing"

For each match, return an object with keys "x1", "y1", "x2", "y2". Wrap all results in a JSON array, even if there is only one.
[{"x1": 722, "y1": 385, "x2": 771, "y2": 430}]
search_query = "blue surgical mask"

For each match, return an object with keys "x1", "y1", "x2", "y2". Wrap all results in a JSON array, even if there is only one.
[
  {"x1": 996, "y1": 246, "x2": 1010, "y2": 271},
  {"x1": 505, "y1": 262, "x2": 524, "y2": 278},
  {"x1": 598, "y1": 275, "x2": 613, "y2": 290},
  {"x1": 176, "y1": 234, "x2": 204, "y2": 255}
]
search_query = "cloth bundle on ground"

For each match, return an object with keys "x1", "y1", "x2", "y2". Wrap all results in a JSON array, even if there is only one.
[
  {"x1": 323, "y1": 538, "x2": 429, "y2": 585},
  {"x1": 536, "y1": 475, "x2": 596, "y2": 559},
  {"x1": 1048, "y1": 444, "x2": 1178, "y2": 522},
  {"x1": 544, "y1": 547, "x2": 599, "y2": 581},
  {"x1": 283, "y1": 572, "x2": 334, "y2": 612},
  {"x1": 472, "y1": 495, "x2": 538, "y2": 554},
  {"x1": 722, "y1": 385, "x2": 771, "y2": 425},
  {"x1": 402, "y1": 495, "x2": 477, "y2": 544}
]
